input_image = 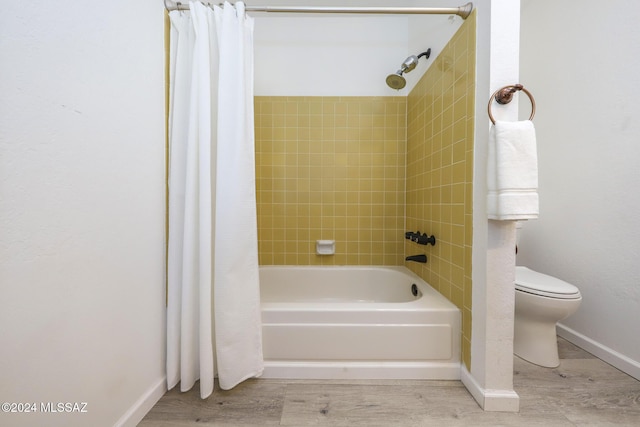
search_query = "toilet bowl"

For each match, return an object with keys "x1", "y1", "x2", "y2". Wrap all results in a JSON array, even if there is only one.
[{"x1": 514, "y1": 266, "x2": 581, "y2": 367}]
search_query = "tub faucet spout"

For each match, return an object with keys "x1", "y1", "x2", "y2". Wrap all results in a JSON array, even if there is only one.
[{"x1": 405, "y1": 254, "x2": 427, "y2": 263}]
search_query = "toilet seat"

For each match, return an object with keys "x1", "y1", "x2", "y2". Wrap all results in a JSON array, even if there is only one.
[{"x1": 515, "y1": 266, "x2": 581, "y2": 299}]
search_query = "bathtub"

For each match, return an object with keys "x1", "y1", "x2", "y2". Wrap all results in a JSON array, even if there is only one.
[{"x1": 259, "y1": 266, "x2": 461, "y2": 380}]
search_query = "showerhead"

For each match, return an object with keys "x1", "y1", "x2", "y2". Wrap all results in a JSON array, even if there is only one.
[
  {"x1": 386, "y1": 72, "x2": 406, "y2": 90},
  {"x1": 386, "y1": 48, "x2": 432, "y2": 90}
]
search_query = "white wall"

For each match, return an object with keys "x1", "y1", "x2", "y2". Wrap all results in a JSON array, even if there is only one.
[
  {"x1": 407, "y1": 14, "x2": 463, "y2": 92},
  {"x1": 255, "y1": 15, "x2": 409, "y2": 96},
  {"x1": 252, "y1": 0, "x2": 466, "y2": 96},
  {"x1": 519, "y1": 0, "x2": 640, "y2": 379},
  {"x1": 0, "y1": 1, "x2": 166, "y2": 426}
]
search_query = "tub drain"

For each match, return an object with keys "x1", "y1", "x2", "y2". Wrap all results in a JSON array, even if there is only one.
[{"x1": 411, "y1": 284, "x2": 419, "y2": 297}]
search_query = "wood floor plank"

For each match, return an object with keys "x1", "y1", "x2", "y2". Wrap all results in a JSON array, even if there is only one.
[
  {"x1": 139, "y1": 380, "x2": 285, "y2": 426},
  {"x1": 514, "y1": 358, "x2": 640, "y2": 391},
  {"x1": 139, "y1": 338, "x2": 640, "y2": 426},
  {"x1": 279, "y1": 382, "x2": 467, "y2": 426},
  {"x1": 278, "y1": 382, "x2": 578, "y2": 427},
  {"x1": 557, "y1": 337, "x2": 597, "y2": 360}
]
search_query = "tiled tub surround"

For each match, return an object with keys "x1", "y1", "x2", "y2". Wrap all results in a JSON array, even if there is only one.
[{"x1": 255, "y1": 13, "x2": 476, "y2": 369}]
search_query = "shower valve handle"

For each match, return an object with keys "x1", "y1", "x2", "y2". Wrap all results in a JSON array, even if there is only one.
[
  {"x1": 405, "y1": 231, "x2": 436, "y2": 246},
  {"x1": 416, "y1": 233, "x2": 436, "y2": 246}
]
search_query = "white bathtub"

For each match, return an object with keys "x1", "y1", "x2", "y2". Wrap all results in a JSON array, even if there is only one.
[{"x1": 259, "y1": 266, "x2": 461, "y2": 380}]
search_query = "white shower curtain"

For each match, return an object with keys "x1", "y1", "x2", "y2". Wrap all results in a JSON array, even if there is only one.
[{"x1": 166, "y1": 1, "x2": 263, "y2": 399}]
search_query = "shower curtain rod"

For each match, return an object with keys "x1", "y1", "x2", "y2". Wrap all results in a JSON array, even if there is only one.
[{"x1": 164, "y1": 1, "x2": 474, "y2": 19}]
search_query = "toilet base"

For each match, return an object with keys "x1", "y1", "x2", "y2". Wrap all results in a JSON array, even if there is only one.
[
  {"x1": 514, "y1": 320, "x2": 560, "y2": 368},
  {"x1": 514, "y1": 290, "x2": 581, "y2": 368}
]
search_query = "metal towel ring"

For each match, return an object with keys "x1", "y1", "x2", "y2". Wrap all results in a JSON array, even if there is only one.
[{"x1": 487, "y1": 84, "x2": 536, "y2": 125}]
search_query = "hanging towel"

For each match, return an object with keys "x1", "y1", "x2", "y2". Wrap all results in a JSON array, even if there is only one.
[{"x1": 487, "y1": 120, "x2": 539, "y2": 220}]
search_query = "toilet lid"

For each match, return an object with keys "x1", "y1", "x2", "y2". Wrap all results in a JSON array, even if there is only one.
[{"x1": 515, "y1": 266, "x2": 581, "y2": 299}]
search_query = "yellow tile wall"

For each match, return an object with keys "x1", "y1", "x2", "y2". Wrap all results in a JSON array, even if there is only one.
[
  {"x1": 255, "y1": 96, "x2": 407, "y2": 266},
  {"x1": 405, "y1": 12, "x2": 476, "y2": 369}
]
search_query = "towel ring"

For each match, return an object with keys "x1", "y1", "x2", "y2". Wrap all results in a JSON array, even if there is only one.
[{"x1": 487, "y1": 84, "x2": 536, "y2": 125}]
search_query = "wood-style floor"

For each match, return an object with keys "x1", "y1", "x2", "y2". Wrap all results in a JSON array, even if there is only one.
[{"x1": 139, "y1": 338, "x2": 640, "y2": 426}]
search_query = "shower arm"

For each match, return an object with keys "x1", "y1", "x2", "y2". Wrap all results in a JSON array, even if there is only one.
[{"x1": 417, "y1": 50, "x2": 431, "y2": 60}]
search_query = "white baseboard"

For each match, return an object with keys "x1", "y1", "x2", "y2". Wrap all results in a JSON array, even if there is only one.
[
  {"x1": 557, "y1": 324, "x2": 640, "y2": 381},
  {"x1": 115, "y1": 376, "x2": 167, "y2": 427},
  {"x1": 460, "y1": 366, "x2": 519, "y2": 412}
]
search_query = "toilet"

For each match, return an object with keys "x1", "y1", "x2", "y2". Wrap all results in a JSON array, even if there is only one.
[{"x1": 514, "y1": 224, "x2": 582, "y2": 367}]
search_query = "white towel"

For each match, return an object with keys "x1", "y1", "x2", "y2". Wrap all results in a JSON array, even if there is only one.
[{"x1": 487, "y1": 120, "x2": 539, "y2": 220}]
